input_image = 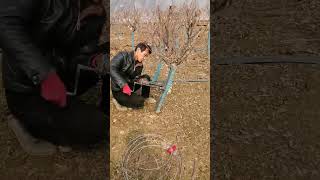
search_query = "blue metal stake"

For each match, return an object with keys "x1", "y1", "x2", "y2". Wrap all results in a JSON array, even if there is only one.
[
  {"x1": 150, "y1": 45, "x2": 165, "y2": 83},
  {"x1": 131, "y1": 31, "x2": 135, "y2": 50},
  {"x1": 151, "y1": 61, "x2": 163, "y2": 83},
  {"x1": 156, "y1": 64, "x2": 177, "y2": 113}
]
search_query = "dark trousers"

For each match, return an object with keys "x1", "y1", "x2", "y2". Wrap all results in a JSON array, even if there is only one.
[
  {"x1": 5, "y1": 74, "x2": 109, "y2": 146},
  {"x1": 112, "y1": 75, "x2": 151, "y2": 109}
]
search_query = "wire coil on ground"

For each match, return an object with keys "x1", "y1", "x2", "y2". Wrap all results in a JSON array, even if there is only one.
[{"x1": 121, "y1": 134, "x2": 183, "y2": 180}]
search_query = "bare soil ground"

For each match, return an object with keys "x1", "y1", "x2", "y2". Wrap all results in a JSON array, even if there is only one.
[
  {"x1": 110, "y1": 24, "x2": 210, "y2": 179},
  {"x1": 212, "y1": 0, "x2": 320, "y2": 179}
]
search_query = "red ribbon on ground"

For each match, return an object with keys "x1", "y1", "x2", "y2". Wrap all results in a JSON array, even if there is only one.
[{"x1": 166, "y1": 144, "x2": 177, "y2": 155}]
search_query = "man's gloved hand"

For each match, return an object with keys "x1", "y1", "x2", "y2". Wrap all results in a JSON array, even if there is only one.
[
  {"x1": 122, "y1": 84, "x2": 132, "y2": 96},
  {"x1": 40, "y1": 72, "x2": 67, "y2": 107}
]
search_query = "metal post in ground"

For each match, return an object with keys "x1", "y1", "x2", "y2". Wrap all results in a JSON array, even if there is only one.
[
  {"x1": 151, "y1": 61, "x2": 163, "y2": 83},
  {"x1": 156, "y1": 64, "x2": 177, "y2": 113}
]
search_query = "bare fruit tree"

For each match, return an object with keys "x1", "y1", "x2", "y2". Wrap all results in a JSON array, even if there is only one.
[
  {"x1": 119, "y1": 0, "x2": 141, "y2": 33},
  {"x1": 111, "y1": 9, "x2": 121, "y2": 25},
  {"x1": 150, "y1": 0, "x2": 204, "y2": 66}
]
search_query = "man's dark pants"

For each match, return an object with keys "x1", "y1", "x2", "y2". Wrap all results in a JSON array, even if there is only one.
[
  {"x1": 112, "y1": 75, "x2": 151, "y2": 109},
  {"x1": 5, "y1": 77, "x2": 109, "y2": 146}
]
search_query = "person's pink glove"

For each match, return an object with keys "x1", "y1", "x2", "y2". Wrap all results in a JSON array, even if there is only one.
[
  {"x1": 122, "y1": 84, "x2": 132, "y2": 96},
  {"x1": 41, "y1": 72, "x2": 67, "y2": 107}
]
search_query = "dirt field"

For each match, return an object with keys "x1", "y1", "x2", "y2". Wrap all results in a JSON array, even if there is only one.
[
  {"x1": 212, "y1": 0, "x2": 320, "y2": 179},
  {"x1": 110, "y1": 24, "x2": 210, "y2": 179}
]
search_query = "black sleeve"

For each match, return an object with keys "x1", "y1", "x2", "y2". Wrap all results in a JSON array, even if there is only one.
[
  {"x1": 0, "y1": 0, "x2": 55, "y2": 85},
  {"x1": 110, "y1": 52, "x2": 127, "y2": 88}
]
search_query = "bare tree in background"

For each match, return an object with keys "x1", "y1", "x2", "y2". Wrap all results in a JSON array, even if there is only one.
[
  {"x1": 119, "y1": 0, "x2": 141, "y2": 33},
  {"x1": 110, "y1": 10, "x2": 120, "y2": 25},
  {"x1": 150, "y1": 0, "x2": 204, "y2": 66},
  {"x1": 204, "y1": 5, "x2": 210, "y2": 26}
]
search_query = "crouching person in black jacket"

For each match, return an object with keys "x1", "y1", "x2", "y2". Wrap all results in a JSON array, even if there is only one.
[
  {"x1": 111, "y1": 42, "x2": 156, "y2": 109},
  {"x1": 0, "y1": 0, "x2": 109, "y2": 155}
]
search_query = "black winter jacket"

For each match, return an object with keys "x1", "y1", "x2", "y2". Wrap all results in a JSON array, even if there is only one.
[
  {"x1": 110, "y1": 51, "x2": 143, "y2": 92},
  {"x1": 0, "y1": 0, "x2": 106, "y2": 93}
]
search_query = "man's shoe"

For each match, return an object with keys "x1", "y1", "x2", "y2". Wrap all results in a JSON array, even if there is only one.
[
  {"x1": 7, "y1": 115, "x2": 57, "y2": 156},
  {"x1": 145, "y1": 97, "x2": 157, "y2": 104},
  {"x1": 112, "y1": 98, "x2": 129, "y2": 111}
]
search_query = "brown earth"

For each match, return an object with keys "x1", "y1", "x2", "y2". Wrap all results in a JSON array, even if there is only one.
[{"x1": 212, "y1": 0, "x2": 320, "y2": 179}]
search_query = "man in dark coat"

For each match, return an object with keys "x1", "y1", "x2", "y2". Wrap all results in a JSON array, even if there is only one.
[
  {"x1": 0, "y1": 0, "x2": 109, "y2": 155},
  {"x1": 110, "y1": 42, "x2": 156, "y2": 109}
]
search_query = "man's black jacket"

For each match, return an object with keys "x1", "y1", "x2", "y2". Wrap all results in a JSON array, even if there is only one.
[
  {"x1": 0, "y1": 0, "x2": 107, "y2": 93},
  {"x1": 110, "y1": 51, "x2": 143, "y2": 92}
]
